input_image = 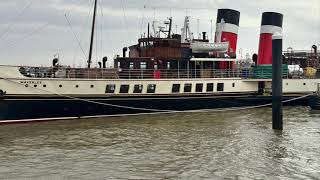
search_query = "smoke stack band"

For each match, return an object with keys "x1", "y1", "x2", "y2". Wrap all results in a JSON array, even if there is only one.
[
  {"x1": 215, "y1": 9, "x2": 240, "y2": 69},
  {"x1": 258, "y1": 12, "x2": 283, "y2": 65}
]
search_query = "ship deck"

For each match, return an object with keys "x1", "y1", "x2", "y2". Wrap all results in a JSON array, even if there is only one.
[{"x1": 1, "y1": 65, "x2": 317, "y2": 80}]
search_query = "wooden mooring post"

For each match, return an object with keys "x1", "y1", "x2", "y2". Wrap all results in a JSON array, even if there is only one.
[{"x1": 272, "y1": 33, "x2": 283, "y2": 130}]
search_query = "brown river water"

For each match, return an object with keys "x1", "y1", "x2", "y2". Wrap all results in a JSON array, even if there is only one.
[{"x1": 0, "y1": 107, "x2": 319, "y2": 179}]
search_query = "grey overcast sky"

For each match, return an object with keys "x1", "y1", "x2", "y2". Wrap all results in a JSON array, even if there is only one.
[{"x1": 0, "y1": 0, "x2": 319, "y2": 67}]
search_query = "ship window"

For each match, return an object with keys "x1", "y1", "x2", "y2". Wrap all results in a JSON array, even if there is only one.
[
  {"x1": 140, "y1": 62, "x2": 147, "y2": 69},
  {"x1": 59, "y1": 85, "x2": 63, "y2": 88},
  {"x1": 172, "y1": 84, "x2": 180, "y2": 93},
  {"x1": 43, "y1": 85, "x2": 47, "y2": 88},
  {"x1": 106, "y1": 84, "x2": 116, "y2": 93},
  {"x1": 303, "y1": 83, "x2": 306, "y2": 86},
  {"x1": 167, "y1": 62, "x2": 171, "y2": 69},
  {"x1": 217, "y1": 83, "x2": 224, "y2": 92},
  {"x1": 147, "y1": 84, "x2": 156, "y2": 93},
  {"x1": 154, "y1": 62, "x2": 158, "y2": 70},
  {"x1": 195, "y1": 83, "x2": 203, "y2": 93},
  {"x1": 90, "y1": 85, "x2": 94, "y2": 88},
  {"x1": 133, "y1": 84, "x2": 143, "y2": 93},
  {"x1": 34, "y1": 84, "x2": 37, "y2": 88},
  {"x1": 232, "y1": 83, "x2": 235, "y2": 88},
  {"x1": 129, "y1": 62, "x2": 134, "y2": 69},
  {"x1": 120, "y1": 85, "x2": 130, "y2": 93},
  {"x1": 184, "y1": 84, "x2": 192, "y2": 93},
  {"x1": 206, "y1": 83, "x2": 214, "y2": 92},
  {"x1": 163, "y1": 40, "x2": 169, "y2": 47},
  {"x1": 75, "y1": 85, "x2": 79, "y2": 88},
  {"x1": 25, "y1": 84, "x2": 28, "y2": 87}
]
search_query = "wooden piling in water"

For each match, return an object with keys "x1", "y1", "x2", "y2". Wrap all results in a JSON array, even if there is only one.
[{"x1": 272, "y1": 33, "x2": 283, "y2": 130}]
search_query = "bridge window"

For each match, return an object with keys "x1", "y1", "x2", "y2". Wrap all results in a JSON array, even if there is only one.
[
  {"x1": 120, "y1": 85, "x2": 130, "y2": 93},
  {"x1": 147, "y1": 84, "x2": 156, "y2": 93},
  {"x1": 140, "y1": 62, "x2": 147, "y2": 69},
  {"x1": 172, "y1": 84, "x2": 180, "y2": 93},
  {"x1": 133, "y1": 84, "x2": 143, "y2": 93},
  {"x1": 217, "y1": 83, "x2": 224, "y2": 92},
  {"x1": 106, "y1": 84, "x2": 116, "y2": 93},
  {"x1": 195, "y1": 83, "x2": 203, "y2": 93},
  {"x1": 206, "y1": 83, "x2": 214, "y2": 92},
  {"x1": 129, "y1": 62, "x2": 134, "y2": 69},
  {"x1": 184, "y1": 84, "x2": 192, "y2": 93},
  {"x1": 167, "y1": 62, "x2": 171, "y2": 69}
]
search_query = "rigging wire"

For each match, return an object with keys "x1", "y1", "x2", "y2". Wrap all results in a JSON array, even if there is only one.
[
  {"x1": 0, "y1": 0, "x2": 34, "y2": 41},
  {"x1": 72, "y1": 0, "x2": 94, "y2": 67},
  {"x1": 65, "y1": 14, "x2": 88, "y2": 60},
  {"x1": 0, "y1": 23, "x2": 49, "y2": 50},
  {"x1": 120, "y1": 0, "x2": 130, "y2": 44},
  {"x1": 140, "y1": 0, "x2": 150, "y2": 36}
]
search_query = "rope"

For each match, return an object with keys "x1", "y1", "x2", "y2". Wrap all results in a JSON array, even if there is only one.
[{"x1": 1, "y1": 77, "x2": 313, "y2": 114}]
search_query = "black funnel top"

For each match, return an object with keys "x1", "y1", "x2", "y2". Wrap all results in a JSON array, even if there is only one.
[
  {"x1": 261, "y1": 12, "x2": 283, "y2": 27},
  {"x1": 217, "y1": 9, "x2": 240, "y2": 26}
]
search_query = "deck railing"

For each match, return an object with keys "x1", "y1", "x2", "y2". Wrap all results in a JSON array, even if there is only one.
[{"x1": 17, "y1": 66, "x2": 319, "y2": 80}]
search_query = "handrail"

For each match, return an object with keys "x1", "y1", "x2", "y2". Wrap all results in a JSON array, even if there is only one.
[{"x1": 9, "y1": 65, "x2": 320, "y2": 80}]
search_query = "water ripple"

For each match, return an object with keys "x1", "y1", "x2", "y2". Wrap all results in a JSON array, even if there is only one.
[{"x1": 0, "y1": 107, "x2": 319, "y2": 179}]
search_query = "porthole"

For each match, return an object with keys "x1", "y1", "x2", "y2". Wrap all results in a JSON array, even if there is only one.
[
  {"x1": 25, "y1": 84, "x2": 29, "y2": 87},
  {"x1": 43, "y1": 84, "x2": 47, "y2": 88},
  {"x1": 303, "y1": 83, "x2": 306, "y2": 86},
  {"x1": 90, "y1": 85, "x2": 94, "y2": 88},
  {"x1": 59, "y1": 85, "x2": 63, "y2": 88},
  {"x1": 34, "y1": 85, "x2": 37, "y2": 88},
  {"x1": 286, "y1": 83, "x2": 288, "y2": 86},
  {"x1": 76, "y1": 85, "x2": 79, "y2": 88},
  {"x1": 232, "y1": 83, "x2": 235, "y2": 88}
]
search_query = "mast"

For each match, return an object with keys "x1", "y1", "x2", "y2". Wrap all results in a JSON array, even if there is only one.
[
  {"x1": 88, "y1": 0, "x2": 98, "y2": 68},
  {"x1": 168, "y1": 17, "x2": 172, "y2": 38}
]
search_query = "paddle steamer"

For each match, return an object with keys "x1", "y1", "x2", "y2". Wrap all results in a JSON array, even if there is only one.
[{"x1": 0, "y1": 1, "x2": 319, "y2": 122}]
